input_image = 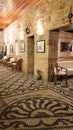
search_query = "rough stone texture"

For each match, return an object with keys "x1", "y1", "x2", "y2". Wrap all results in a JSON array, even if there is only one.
[{"x1": 2, "y1": 0, "x2": 73, "y2": 81}]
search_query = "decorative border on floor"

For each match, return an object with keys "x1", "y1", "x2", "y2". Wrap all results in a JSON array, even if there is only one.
[{"x1": 0, "y1": 96, "x2": 73, "y2": 130}]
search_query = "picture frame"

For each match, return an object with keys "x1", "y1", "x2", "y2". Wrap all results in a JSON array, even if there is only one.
[
  {"x1": 60, "y1": 42, "x2": 72, "y2": 52},
  {"x1": 10, "y1": 45, "x2": 13, "y2": 53},
  {"x1": 36, "y1": 40, "x2": 45, "y2": 53},
  {"x1": 20, "y1": 43, "x2": 25, "y2": 52}
]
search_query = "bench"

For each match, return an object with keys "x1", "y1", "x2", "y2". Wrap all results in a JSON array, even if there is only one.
[
  {"x1": 54, "y1": 64, "x2": 67, "y2": 85},
  {"x1": 58, "y1": 61, "x2": 73, "y2": 76},
  {"x1": 54, "y1": 60, "x2": 73, "y2": 85}
]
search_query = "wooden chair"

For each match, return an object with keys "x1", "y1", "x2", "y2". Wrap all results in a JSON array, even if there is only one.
[
  {"x1": 2, "y1": 57, "x2": 11, "y2": 66},
  {"x1": 54, "y1": 64, "x2": 68, "y2": 86},
  {"x1": 6, "y1": 58, "x2": 16, "y2": 68},
  {"x1": 11, "y1": 58, "x2": 22, "y2": 71}
]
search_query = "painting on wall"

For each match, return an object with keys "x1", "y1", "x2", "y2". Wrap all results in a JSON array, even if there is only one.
[
  {"x1": 9, "y1": 45, "x2": 13, "y2": 53},
  {"x1": 20, "y1": 43, "x2": 25, "y2": 52},
  {"x1": 4, "y1": 45, "x2": 7, "y2": 55},
  {"x1": 36, "y1": 40, "x2": 45, "y2": 53},
  {"x1": 60, "y1": 42, "x2": 72, "y2": 52}
]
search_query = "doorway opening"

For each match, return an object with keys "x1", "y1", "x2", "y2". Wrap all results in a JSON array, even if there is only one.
[{"x1": 27, "y1": 35, "x2": 34, "y2": 73}]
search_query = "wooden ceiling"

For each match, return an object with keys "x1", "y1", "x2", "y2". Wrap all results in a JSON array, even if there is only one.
[{"x1": 0, "y1": 0, "x2": 38, "y2": 30}]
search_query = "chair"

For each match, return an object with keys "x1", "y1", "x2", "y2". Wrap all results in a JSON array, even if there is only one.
[
  {"x1": 54, "y1": 64, "x2": 68, "y2": 86},
  {"x1": 11, "y1": 58, "x2": 22, "y2": 71},
  {"x1": 6, "y1": 58, "x2": 16, "y2": 68},
  {"x1": 2, "y1": 56, "x2": 11, "y2": 66}
]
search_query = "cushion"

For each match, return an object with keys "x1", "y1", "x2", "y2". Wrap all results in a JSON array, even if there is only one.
[
  {"x1": 67, "y1": 68, "x2": 73, "y2": 75},
  {"x1": 58, "y1": 70, "x2": 66, "y2": 75},
  {"x1": 58, "y1": 61, "x2": 73, "y2": 68},
  {"x1": 3, "y1": 56, "x2": 7, "y2": 59},
  {"x1": 10, "y1": 58, "x2": 16, "y2": 63}
]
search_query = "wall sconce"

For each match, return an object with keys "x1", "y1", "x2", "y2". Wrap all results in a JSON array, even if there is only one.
[
  {"x1": 68, "y1": 6, "x2": 73, "y2": 23},
  {"x1": 25, "y1": 26, "x2": 30, "y2": 34}
]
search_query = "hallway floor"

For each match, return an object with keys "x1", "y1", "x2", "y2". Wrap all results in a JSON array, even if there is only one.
[{"x1": 0, "y1": 65, "x2": 73, "y2": 130}]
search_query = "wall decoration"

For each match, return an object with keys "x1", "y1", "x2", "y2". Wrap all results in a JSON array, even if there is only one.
[
  {"x1": 4, "y1": 45, "x2": 7, "y2": 55},
  {"x1": 36, "y1": 40, "x2": 45, "y2": 53},
  {"x1": 25, "y1": 26, "x2": 30, "y2": 34},
  {"x1": 10, "y1": 45, "x2": 13, "y2": 53},
  {"x1": 60, "y1": 42, "x2": 72, "y2": 52},
  {"x1": 20, "y1": 43, "x2": 25, "y2": 52}
]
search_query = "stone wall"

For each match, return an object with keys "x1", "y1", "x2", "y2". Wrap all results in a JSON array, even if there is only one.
[
  {"x1": 2, "y1": 0, "x2": 73, "y2": 81},
  {"x1": 0, "y1": 31, "x2": 4, "y2": 53}
]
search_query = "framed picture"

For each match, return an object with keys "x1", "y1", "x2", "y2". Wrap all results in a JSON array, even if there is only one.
[
  {"x1": 20, "y1": 43, "x2": 25, "y2": 52},
  {"x1": 36, "y1": 40, "x2": 45, "y2": 53},
  {"x1": 60, "y1": 42, "x2": 72, "y2": 52},
  {"x1": 10, "y1": 45, "x2": 13, "y2": 53}
]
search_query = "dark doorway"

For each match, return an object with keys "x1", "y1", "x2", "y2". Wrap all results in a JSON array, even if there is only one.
[{"x1": 27, "y1": 36, "x2": 34, "y2": 73}]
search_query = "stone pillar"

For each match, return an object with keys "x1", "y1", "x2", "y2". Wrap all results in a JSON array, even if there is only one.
[{"x1": 48, "y1": 31, "x2": 59, "y2": 81}]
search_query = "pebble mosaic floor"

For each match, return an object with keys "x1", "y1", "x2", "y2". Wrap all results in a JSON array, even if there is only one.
[{"x1": 0, "y1": 65, "x2": 73, "y2": 130}]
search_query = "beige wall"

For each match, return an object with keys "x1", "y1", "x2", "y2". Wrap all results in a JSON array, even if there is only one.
[{"x1": 2, "y1": 0, "x2": 73, "y2": 81}]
